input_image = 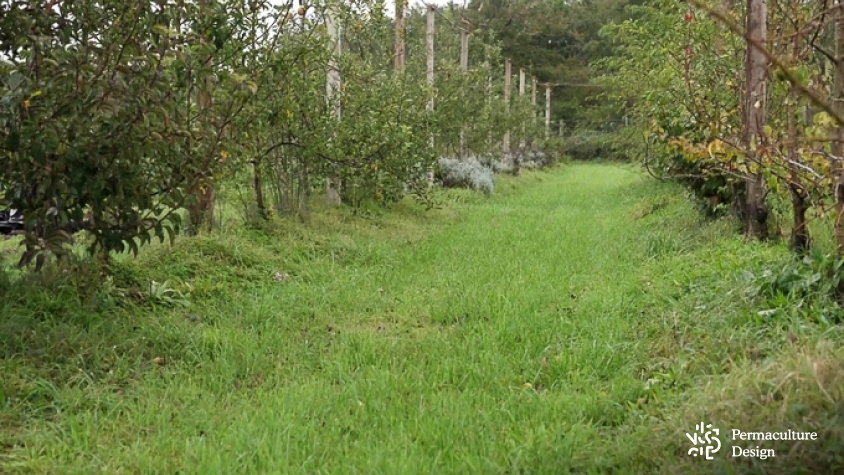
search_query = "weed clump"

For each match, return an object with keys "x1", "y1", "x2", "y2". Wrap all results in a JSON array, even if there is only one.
[{"x1": 747, "y1": 251, "x2": 844, "y2": 324}]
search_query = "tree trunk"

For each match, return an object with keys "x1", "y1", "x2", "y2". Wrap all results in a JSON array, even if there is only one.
[
  {"x1": 789, "y1": 180, "x2": 810, "y2": 252},
  {"x1": 189, "y1": 183, "x2": 215, "y2": 233},
  {"x1": 189, "y1": 0, "x2": 216, "y2": 234},
  {"x1": 833, "y1": 0, "x2": 844, "y2": 253},
  {"x1": 252, "y1": 159, "x2": 268, "y2": 220},
  {"x1": 786, "y1": 9, "x2": 810, "y2": 253},
  {"x1": 188, "y1": 52, "x2": 216, "y2": 234},
  {"x1": 742, "y1": 0, "x2": 769, "y2": 239},
  {"x1": 788, "y1": 93, "x2": 810, "y2": 252}
]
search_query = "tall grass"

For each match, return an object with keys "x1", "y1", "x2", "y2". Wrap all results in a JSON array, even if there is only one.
[{"x1": 1, "y1": 164, "x2": 841, "y2": 473}]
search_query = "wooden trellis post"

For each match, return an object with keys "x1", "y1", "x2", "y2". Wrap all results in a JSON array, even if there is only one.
[
  {"x1": 519, "y1": 68, "x2": 526, "y2": 149},
  {"x1": 426, "y1": 5, "x2": 435, "y2": 143},
  {"x1": 299, "y1": 1, "x2": 309, "y2": 212},
  {"x1": 325, "y1": 7, "x2": 342, "y2": 205},
  {"x1": 545, "y1": 84, "x2": 551, "y2": 140},
  {"x1": 394, "y1": 0, "x2": 405, "y2": 72},
  {"x1": 486, "y1": 71, "x2": 492, "y2": 150},
  {"x1": 532, "y1": 76, "x2": 538, "y2": 132},
  {"x1": 503, "y1": 57, "x2": 511, "y2": 152},
  {"x1": 426, "y1": 5, "x2": 435, "y2": 113},
  {"x1": 459, "y1": 24, "x2": 469, "y2": 158},
  {"x1": 426, "y1": 4, "x2": 436, "y2": 182}
]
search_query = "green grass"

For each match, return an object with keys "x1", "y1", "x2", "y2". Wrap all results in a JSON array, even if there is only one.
[{"x1": 1, "y1": 163, "x2": 843, "y2": 473}]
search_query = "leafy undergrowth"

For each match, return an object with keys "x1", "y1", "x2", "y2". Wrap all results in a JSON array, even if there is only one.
[
  {"x1": 1, "y1": 164, "x2": 842, "y2": 473},
  {"x1": 615, "y1": 194, "x2": 844, "y2": 473}
]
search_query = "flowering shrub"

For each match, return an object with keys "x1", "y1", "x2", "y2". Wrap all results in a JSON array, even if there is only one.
[{"x1": 436, "y1": 157, "x2": 495, "y2": 195}]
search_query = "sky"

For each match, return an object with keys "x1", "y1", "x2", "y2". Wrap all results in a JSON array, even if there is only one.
[
  {"x1": 364, "y1": 0, "x2": 467, "y2": 18},
  {"x1": 279, "y1": 0, "x2": 467, "y2": 19},
  {"x1": 385, "y1": 0, "x2": 466, "y2": 17},
  {"x1": 387, "y1": 0, "x2": 469, "y2": 12}
]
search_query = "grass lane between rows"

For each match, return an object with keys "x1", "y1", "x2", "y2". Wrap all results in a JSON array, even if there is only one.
[{"x1": 1, "y1": 163, "x2": 842, "y2": 473}]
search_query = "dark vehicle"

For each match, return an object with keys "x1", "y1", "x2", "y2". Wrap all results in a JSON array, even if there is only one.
[{"x1": 0, "y1": 209, "x2": 23, "y2": 234}]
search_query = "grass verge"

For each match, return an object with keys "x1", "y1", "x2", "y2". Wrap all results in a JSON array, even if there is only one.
[{"x1": 1, "y1": 163, "x2": 842, "y2": 473}]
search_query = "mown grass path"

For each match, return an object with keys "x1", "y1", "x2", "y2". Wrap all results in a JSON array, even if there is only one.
[{"x1": 4, "y1": 164, "x2": 746, "y2": 472}]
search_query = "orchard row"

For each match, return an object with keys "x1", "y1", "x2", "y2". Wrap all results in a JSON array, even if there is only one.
[{"x1": 0, "y1": 0, "x2": 557, "y2": 267}]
